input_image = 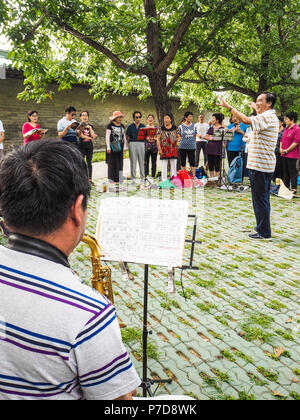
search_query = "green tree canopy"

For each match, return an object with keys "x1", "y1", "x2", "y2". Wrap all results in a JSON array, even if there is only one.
[
  {"x1": 176, "y1": 0, "x2": 300, "y2": 113},
  {"x1": 0, "y1": 0, "x2": 299, "y2": 118}
]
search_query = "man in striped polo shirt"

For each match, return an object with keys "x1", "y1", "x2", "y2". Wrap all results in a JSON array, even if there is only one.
[
  {"x1": 219, "y1": 92, "x2": 279, "y2": 240},
  {"x1": 0, "y1": 140, "x2": 141, "y2": 400}
]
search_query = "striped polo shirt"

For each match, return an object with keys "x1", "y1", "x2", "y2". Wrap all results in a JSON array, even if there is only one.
[
  {"x1": 0, "y1": 246, "x2": 140, "y2": 400},
  {"x1": 247, "y1": 110, "x2": 279, "y2": 173}
]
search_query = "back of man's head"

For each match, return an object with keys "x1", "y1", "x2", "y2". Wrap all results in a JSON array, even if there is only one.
[{"x1": 0, "y1": 140, "x2": 90, "y2": 236}]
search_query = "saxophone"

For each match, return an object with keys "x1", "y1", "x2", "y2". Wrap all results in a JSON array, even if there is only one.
[{"x1": 81, "y1": 234, "x2": 114, "y2": 304}]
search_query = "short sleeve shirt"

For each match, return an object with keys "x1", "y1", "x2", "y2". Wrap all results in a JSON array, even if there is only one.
[
  {"x1": 206, "y1": 126, "x2": 223, "y2": 156},
  {"x1": 280, "y1": 124, "x2": 300, "y2": 159},
  {"x1": 23, "y1": 122, "x2": 42, "y2": 144},
  {"x1": 178, "y1": 123, "x2": 197, "y2": 150},
  {"x1": 195, "y1": 122, "x2": 209, "y2": 142},
  {"x1": 248, "y1": 110, "x2": 279, "y2": 173},
  {"x1": 0, "y1": 246, "x2": 141, "y2": 400},
  {"x1": 157, "y1": 125, "x2": 179, "y2": 159},
  {"x1": 57, "y1": 117, "x2": 78, "y2": 143},
  {"x1": 227, "y1": 123, "x2": 249, "y2": 152},
  {"x1": 126, "y1": 123, "x2": 145, "y2": 142}
]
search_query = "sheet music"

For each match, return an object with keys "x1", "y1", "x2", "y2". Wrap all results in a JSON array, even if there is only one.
[{"x1": 95, "y1": 197, "x2": 189, "y2": 267}]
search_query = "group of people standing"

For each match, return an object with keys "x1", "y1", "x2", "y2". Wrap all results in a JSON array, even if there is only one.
[
  {"x1": 0, "y1": 107, "x2": 97, "y2": 184},
  {"x1": 57, "y1": 106, "x2": 97, "y2": 184},
  {"x1": 105, "y1": 109, "x2": 221, "y2": 184},
  {"x1": 0, "y1": 103, "x2": 299, "y2": 194},
  {"x1": 105, "y1": 108, "x2": 250, "y2": 184}
]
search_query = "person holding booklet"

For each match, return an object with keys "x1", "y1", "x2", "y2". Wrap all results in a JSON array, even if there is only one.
[
  {"x1": 138, "y1": 114, "x2": 158, "y2": 178},
  {"x1": 77, "y1": 110, "x2": 97, "y2": 185},
  {"x1": 22, "y1": 110, "x2": 48, "y2": 144},
  {"x1": 57, "y1": 106, "x2": 78, "y2": 146}
]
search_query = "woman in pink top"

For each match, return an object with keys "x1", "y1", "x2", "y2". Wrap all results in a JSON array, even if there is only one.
[
  {"x1": 23, "y1": 110, "x2": 47, "y2": 144},
  {"x1": 281, "y1": 112, "x2": 300, "y2": 193}
]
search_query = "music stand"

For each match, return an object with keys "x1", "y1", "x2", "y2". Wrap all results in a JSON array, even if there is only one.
[
  {"x1": 216, "y1": 129, "x2": 233, "y2": 191},
  {"x1": 141, "y1": 214, "x2": 201, "y2": 397},
  {"x1": 95, "y1": 197, "x2": 191, "y2": 397}
]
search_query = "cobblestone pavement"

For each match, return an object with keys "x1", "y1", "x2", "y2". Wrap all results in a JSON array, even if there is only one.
[{"x1": 71, "y1": 179, "x2": 300, "y2": 400}]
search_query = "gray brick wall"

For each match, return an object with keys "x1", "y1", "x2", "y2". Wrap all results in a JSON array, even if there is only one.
[{"x1": 0, "y1": 75, "x2": 211, "y2": 153}]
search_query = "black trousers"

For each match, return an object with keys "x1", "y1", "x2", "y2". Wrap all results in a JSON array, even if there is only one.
[
  {"x1": 227, "y1": 150, "x2": 240, "y2": 167},
  {"x1": 180, "y1": 149, "x2": 196, "y2": 168},
  {"x1": 107, "y1": 151, "x2": 123, "y2": 183},
  {"x1": 195, "y1": 142, "x2": 207, "y2": 167},
  {"x1": 145, "y1": 150, "x2": 158, "y2": 178},
  {"x1": 78, "y1": 141, "x2": 93, "y2": 180},
  {"x1": 281, "y1": 157, "x2": 298, "y2": 190},
  {"x1": 243, "y1": 152, "x2": 249, "y2": 179},
  {"x1": 248, "y1": 169, "x2": 273, "y2": 238},
  {"x1": 177, "y1": 149, "x2": 181, "y2": 171},
  {"x1": 207, "y1": 154, "x2": 222, "y2": 172},
  {"x1": 272, "y1": 151, "x2": 283, "y2": 182}
]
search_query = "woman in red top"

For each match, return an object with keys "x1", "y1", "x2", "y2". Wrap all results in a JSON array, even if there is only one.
[
  {"x1": 281, "y1": 112, "x2": 300, "y2": 193},
  {"x1": 23, "y1": 110, "x2": 47, "y2": 144}
]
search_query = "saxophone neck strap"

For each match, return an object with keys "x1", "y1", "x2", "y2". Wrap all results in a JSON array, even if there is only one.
[{"x1": 6, "y1": 233, "x2": 70, "y2": 268}]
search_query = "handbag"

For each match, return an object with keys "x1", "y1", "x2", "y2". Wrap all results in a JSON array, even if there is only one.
[
  {"x1": 171, "y1": 175, "x2": 184, "y2": 188},
  {"x1": 110, "y1": 139, "x2": 122, "y2": 152},
  {"x1": 177, "y1": 170, "x2": 192, "y2": 188}
]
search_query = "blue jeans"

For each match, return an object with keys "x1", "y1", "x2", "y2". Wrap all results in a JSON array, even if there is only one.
[{"x1": 248, "y1": 169, "x2": 273, "y2": 238}]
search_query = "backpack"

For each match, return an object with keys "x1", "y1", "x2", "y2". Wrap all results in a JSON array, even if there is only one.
[
  {"x1": 195, "y1": 166, "x2": 207, "y2": 179},
  {"x1": 227, "y1": 153, "x2": 243, "y2": 184}
]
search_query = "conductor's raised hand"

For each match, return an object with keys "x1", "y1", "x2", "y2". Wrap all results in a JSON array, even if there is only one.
[{"x1": 217, "y1": 96, "x2": 231, "y2": 109}]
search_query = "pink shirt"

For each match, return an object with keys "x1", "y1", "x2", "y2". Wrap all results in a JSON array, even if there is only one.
[
  {"x1": 23, "y1": 122, "x2": 42, "y2": 144},
  {"x1": 281, "y1": 124, "x2": 300, "y2": 159}
]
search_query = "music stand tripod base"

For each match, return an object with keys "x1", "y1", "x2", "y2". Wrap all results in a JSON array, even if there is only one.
[{"x1": 141, "y1": 264, "x2": 172, "y2": 397}]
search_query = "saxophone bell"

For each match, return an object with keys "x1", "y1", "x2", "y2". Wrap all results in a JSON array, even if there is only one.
[{"x1": 81, "y1": 234, "x2": 114, "y2": 304}]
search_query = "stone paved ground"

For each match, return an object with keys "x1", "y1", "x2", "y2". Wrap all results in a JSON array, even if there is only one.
[{"x1": 70, "y1": 177, "x2": 300, "y2": 400}]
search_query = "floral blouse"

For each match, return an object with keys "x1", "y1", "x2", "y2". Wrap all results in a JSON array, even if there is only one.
[{"x1": 158, "y1": 125, "x2": 179, "y2": 159}]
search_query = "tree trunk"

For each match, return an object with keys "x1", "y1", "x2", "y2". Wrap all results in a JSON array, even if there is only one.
[
  {"x1": 278, "y1": 96, "x2": 290, "y2": 114},
  {"x1": 148, "y1": 71, "x2": 173, "y2": 125}
]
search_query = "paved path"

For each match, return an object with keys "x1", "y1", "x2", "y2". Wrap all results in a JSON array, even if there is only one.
[
  {"x1": 92, "y1": 158, "x2": 163, "y2": 181},
  {"x1": 71, "y1": 180, "x2": 300, "y2": 400}
]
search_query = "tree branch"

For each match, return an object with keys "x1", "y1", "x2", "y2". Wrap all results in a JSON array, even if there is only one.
[
  {"x1": 22, "y1": 15, "x2": 46, "y2": 43},
  {"x1": 166, "y1": 6, "x2": 235, "y2": 91},
  {"x1": 172, "y1": 68, "x2": 257, "y2": 99},
  {"x1": 216, "y1": 83, "x2": 257, "y2": 98},
  {"x1": 144, "y1": 0, "x2": 161, "y2": 65},
  {"x1": 156, "y1": 10, "x2": 197, "y2": 72},
  {"x1": 42, "y1": 10, "x2": 148, "y2": 76}
]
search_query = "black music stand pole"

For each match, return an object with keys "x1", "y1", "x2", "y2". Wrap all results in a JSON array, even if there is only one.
[
  {"x1": 142, "y1": 263, "x2": 150, "y2": 397},
  {"x1": 218, "y1": 133, "x2": 230, "y2": 191},
  {"x1": 141, "y1": 264, "x2": 172, "y2": 397}
]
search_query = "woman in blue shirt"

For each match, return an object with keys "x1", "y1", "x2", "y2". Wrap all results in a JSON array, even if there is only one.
[
  {"x1": 226, "y1": 116, "x2": 248, "y2": 166},
  {"x1": 178, "y1": 111, "x2": 197, "y2": 178}
]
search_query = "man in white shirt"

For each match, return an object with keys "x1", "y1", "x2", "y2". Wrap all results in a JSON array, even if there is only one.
[
  {"x1": 57, "y1": 106, "x2": 78, "y2": 146},
  {"x1": 0, "y1": 119, "x2": 5, "y2": 160},
  {"x1": 218, "y1": 92, "x2": 279, "y2": 241},
  {"x1": 195, "y1": 114, "x2": 209, "y2": 167}
]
